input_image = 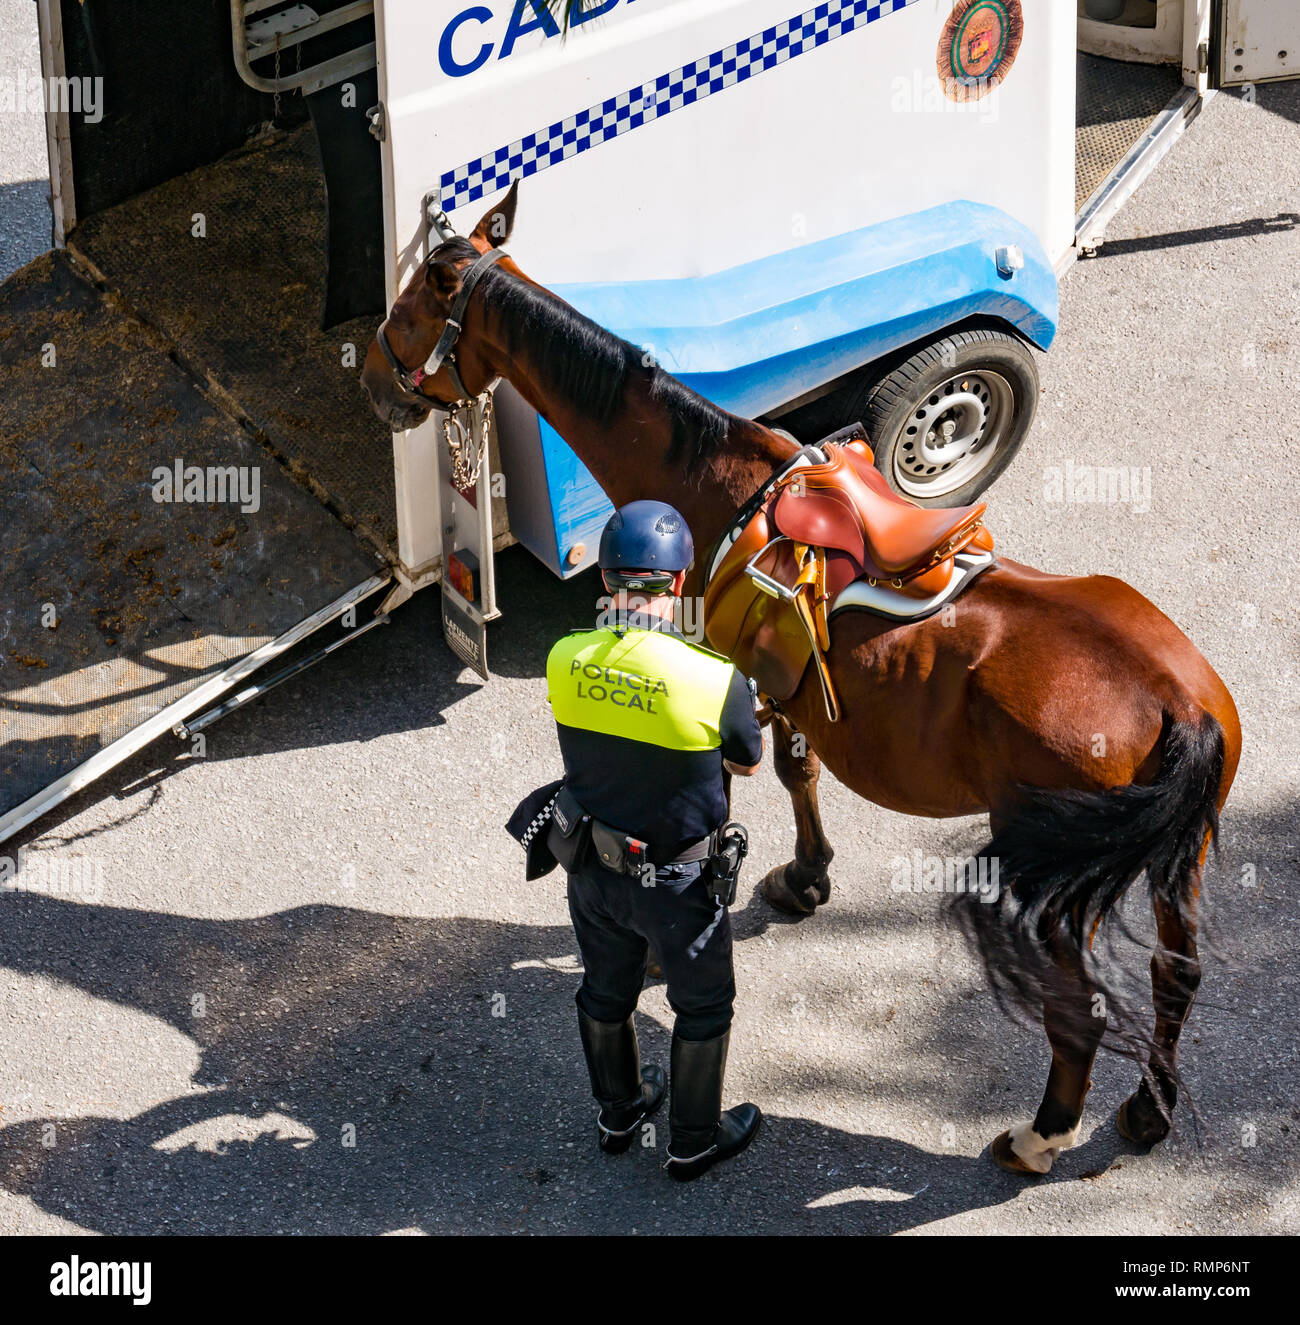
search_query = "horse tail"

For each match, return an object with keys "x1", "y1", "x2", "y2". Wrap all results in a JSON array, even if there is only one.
[{"x1": 952, "y1": 711, "x2": 1225, "y2": 1052}]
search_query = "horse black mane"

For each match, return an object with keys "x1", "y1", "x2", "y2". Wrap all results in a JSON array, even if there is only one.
[{"x1": 435, "y1": 238, "x2": 731, "y2": 474}]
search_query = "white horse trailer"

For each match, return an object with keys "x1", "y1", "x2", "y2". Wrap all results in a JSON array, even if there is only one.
[{"x1": 2, "y1": 0, "x2": 1290, "y2": 844}]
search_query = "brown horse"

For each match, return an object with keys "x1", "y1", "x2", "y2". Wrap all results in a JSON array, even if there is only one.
[{"x1": 361, "y1": 185, "x2": 1241, "y2": 1177}]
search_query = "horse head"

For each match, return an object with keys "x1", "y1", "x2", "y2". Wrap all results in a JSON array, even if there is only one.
[{"x1": 361, "y1": 181, "x2": 520, "y2": 431}]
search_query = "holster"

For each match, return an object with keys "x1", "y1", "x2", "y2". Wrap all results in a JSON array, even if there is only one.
[{"x1": 707, "y1": 821, "x2": 749, "y2": 907}]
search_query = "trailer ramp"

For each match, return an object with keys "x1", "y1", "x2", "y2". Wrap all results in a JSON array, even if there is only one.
[{"x1": 0, "y1": 249, "x2": 384, "y2": 845}]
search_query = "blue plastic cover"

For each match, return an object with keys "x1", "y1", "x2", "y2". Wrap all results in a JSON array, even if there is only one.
[
  {"x1": 529, "y1": 201, "x2": 1059, "y2": 576},
  {"x1": 550, "y1": 200, "x2": 1058, "y2": 419}
]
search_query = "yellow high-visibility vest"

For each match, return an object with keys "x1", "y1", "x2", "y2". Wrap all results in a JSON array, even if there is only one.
[{"x1": 547, "y1": 626, "x2": 736, "y2": 753}]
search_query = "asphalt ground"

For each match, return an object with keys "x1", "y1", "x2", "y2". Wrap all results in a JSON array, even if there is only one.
[
  {"x1": 0, "y1": 0, "x2": 51, "y2": 283},
  {"x1": 0, "y1": 71, "x2": 1297, "y2": 1235}
]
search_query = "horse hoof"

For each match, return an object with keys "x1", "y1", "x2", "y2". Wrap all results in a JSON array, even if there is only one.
[
  {"x1": 989, "y1": 1129, "x2": 1047, "y2": 1176},
  {"x1": 761, "y1": 864, "x2": 818, "y2": 916},
  {"x1": 1116, "y1": 1093, "x2": 1171, "y2": 1147}
]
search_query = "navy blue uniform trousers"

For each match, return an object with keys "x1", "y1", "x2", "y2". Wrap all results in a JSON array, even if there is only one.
[{"x1": 567, "y1": 859, "x2": 735, "y2": 1042}]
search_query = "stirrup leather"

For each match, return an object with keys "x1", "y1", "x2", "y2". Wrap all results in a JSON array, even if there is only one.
[{"x1": 745, "y1": 537, "x2": 840, "y2": 722}]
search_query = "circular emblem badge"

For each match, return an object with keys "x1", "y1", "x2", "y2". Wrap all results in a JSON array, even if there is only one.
[{"x1": 937, "y1": 0, "x2": 1024, "y2": 101}]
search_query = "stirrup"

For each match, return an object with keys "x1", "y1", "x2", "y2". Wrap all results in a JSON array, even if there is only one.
[{"x1": 744, "y1": 538, "x2": 840, "y2": 723}]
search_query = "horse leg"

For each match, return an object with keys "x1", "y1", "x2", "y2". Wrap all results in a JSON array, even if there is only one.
[
  {"x1": 1116, "y1": 883, "x2": 1202, "y2": 1146},
  {"x1": 760, "y1": 712, "x2": 834, "y2": 916},
  {"x1": 991, "y1": 950, "x2": 1106, "y2": 1176}
]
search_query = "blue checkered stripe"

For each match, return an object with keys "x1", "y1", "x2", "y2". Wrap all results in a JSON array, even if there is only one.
[{"x1": 440, "y1": 0, "x2": 920, "y2": 212}]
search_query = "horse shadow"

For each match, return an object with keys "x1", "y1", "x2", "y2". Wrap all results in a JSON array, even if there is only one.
[{"x1": 0, "y1": 888, "x2": 1066, "y2": 1235}]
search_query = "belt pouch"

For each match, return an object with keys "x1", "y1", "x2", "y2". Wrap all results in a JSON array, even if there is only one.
[{"x1": 546, "y1": 785, "x2": 591, "y2": 872}]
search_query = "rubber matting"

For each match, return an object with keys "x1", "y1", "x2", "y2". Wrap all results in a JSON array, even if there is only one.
[
  {"x1": 71, "y1": 125, "x2": 398, "y2": 559},
  {"x1": 1076, "y1": 52, "x2": 1185, "y2": 213}
]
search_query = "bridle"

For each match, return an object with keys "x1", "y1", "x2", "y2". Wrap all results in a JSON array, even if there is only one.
[
  {"x1": 374, "y1": 245, "x2": 505, "y2": 408},
  {"x1": 374, "y1": 244, "x2": 506, "y2": 488}
]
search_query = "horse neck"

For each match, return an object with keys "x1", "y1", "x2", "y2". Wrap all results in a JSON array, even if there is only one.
[{"x1": 476, "y1": 307, "x2": 796, "y2": 559}]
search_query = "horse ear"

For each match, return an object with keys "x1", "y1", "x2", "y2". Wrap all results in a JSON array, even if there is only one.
[
  {"x1": 425, "y1": 258, "x2": 462, "y2": 303},
  {"x1": 470, "y1": 179, "x2": 519, "y2": 249}
]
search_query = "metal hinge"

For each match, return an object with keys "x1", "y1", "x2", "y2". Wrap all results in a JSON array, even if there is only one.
[
  {"x1": 1197, "y1": 41, "x2": 1209, "y2": 74},
  {"x1": 366, "y1": 102, "x2": 385, "y2": 142},
  {"x1": 424, "y1": 192, "x2": 457, "y2": 242}
]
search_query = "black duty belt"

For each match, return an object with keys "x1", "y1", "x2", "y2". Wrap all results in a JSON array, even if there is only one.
[
  {"x1": 592, "y1": 818, "x2": 718, "y2": 875},
  {"x1": 551, "y1": 785, "x2": 718, "y2": 878},
  {"x1": 663, "y1": 833, "x2": 717, "y2": 866}
]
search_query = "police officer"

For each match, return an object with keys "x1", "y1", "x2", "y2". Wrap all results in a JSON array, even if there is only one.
[{"x1": 546, "y1": 500, "x2": 764, "y2": 1181}]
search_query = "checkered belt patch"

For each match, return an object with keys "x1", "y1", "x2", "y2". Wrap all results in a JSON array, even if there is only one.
[
  {"x1": 520, "y1": 792, "x2": 558, "y2": 850},
  {"x1": 439, "y1": 0, "x2": 921, "y2": 213}
]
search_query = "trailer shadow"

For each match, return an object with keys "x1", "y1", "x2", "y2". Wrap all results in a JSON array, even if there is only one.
[
  {"x1": 1249, "y1": 79, "x2": 1300, "y2": 128},
  {"x1": 0, "y1": 886, "x2": 1033, "y2": 1236},
  {"x1": 1093, "y1": 212, "x2": 1300, "y2": 260}
]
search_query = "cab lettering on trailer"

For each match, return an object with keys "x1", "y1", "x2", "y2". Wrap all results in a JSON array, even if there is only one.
[{"x1": 440, "y1": 0, "x2": 637, "y2": 77}]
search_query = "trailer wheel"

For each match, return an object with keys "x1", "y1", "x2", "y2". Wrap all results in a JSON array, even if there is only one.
[{"x1": 857, "y1": 328, "x2": 1040, "y2": 507}]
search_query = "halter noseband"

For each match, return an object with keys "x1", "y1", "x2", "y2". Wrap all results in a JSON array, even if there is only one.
[{"x1": 376, "y1": 245, "x2": 505, "y2": 407}]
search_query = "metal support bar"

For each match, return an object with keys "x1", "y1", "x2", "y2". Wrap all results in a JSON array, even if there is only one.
[
  {"x1": 246, "y1": 1, "x2": 374, "y2": 59},
  {"x1": 36, "y1": 0, "x2": 75, "y2": 243},
  {"x1": 175, "y1": 611, "x2": 390, "y2": 738},
  {"x1": 230, "y1": 0, "x2": 376, "y2": 96}
]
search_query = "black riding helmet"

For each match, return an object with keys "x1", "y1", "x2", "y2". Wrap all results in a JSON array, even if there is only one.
[{"x1": 598, "y1": 501, "x2": 694, "y2": 594}]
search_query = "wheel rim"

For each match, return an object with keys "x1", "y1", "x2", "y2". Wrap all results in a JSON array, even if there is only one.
[{"x1": 891, "y1": 370, "x2": 1015, "y2": 499}]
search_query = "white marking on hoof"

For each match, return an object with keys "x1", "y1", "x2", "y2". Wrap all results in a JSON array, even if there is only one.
[{"x1": 1008, "y1": 1121, "x2": 1080, "y2": 1174}]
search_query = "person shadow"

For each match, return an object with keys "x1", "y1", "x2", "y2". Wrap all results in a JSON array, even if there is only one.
[{"x1": 0, "y1": 884, "x2": 1115, "y2": 1235}]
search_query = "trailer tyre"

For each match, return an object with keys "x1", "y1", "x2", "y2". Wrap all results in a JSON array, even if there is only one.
[{"x1": 858, "y1": 328, "x2": 1040, "y2": 508}]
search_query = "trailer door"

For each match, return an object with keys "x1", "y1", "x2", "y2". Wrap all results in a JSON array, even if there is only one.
[{"x1": 1218, "y1": 1, "x2": 1300, "y2": 85}]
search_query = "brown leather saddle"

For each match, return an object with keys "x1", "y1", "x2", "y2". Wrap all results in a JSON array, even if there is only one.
[{"x1": 702, "y1": 426, "x2": 996, "y2": 721}]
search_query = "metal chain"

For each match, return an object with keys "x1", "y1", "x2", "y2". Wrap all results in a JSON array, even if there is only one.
[
  {"x1": 268, "y1": 40, "x2": 302, "y2": 123},
  {"x1": 444, "y1": 391, "x2": 494, "y2": 491}
]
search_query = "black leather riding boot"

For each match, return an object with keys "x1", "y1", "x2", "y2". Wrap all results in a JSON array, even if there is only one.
[
  {"x1": 576, "y1": 1009, "x2": 666, "y2": 1154},
  {"x1": 664, "y1": 1030, "x2": 761, "y2": 1181}
]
